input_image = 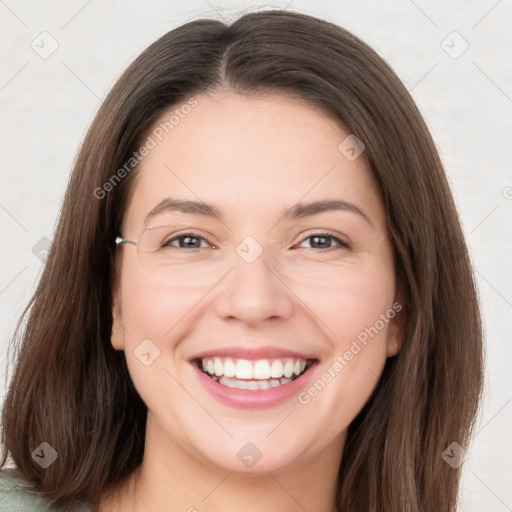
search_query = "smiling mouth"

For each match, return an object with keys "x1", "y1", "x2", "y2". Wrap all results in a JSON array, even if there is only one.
[{"x1": 195, "y1": 356, "x2": 316, "y2": 390}]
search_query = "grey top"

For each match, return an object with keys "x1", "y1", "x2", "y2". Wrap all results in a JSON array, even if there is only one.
[{"x1": 0, "y1": 469, "x2": 92, "y2": 512}]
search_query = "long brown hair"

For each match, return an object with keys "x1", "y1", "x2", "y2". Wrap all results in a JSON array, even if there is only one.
[{"x1": 1, "y1": 9, "x2": 483, "y2": 511}]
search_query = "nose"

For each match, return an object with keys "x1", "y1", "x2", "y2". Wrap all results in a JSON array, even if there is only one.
[{"x1": 214, "y1": 248, "x2": 295, "y2": 327}]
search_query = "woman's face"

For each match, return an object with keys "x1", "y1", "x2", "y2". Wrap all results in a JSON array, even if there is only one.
[{"x1": 111, "y1": 91, "x2": 402, "y2": 474}]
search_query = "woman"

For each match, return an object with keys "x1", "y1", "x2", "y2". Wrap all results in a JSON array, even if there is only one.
[{"x1": 0, "y1": 9, "x2": 483, "y2": 512}]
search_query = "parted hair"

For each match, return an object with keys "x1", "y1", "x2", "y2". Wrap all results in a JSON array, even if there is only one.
[{"x1": 1, "y1": 9, "x2": 483, "y2": 511}]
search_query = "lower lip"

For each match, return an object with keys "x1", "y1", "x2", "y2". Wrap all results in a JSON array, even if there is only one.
[{"x1": 192, "y1": 362, "x2": 318, "y2": 409}]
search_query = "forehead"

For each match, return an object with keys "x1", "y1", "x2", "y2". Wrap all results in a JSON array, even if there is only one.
[{"x1": 123, "y1": 91, "x2": 384, "y2": 231}]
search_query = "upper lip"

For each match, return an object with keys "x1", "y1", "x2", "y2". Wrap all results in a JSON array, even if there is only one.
[{"x1": 190, "y1": 346, "x2": 318, "y2": 361}]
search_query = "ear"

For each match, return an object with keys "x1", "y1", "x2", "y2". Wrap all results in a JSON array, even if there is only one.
[
  {"x1": 110, "y1": 272, "x2": 125, "y2": 351},
  {"x1": 386, "y1": 294, "x2": 405, "y2": 358}
]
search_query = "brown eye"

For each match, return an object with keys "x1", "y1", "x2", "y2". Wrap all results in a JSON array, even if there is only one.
[
  {"x1": 297, "y1": 233, "x2": 350, "y2": 251},
  {"x1": 163, "y1": 233, "x2": 210, "y2": 249}
]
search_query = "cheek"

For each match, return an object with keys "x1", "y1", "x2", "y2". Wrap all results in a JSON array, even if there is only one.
[
  {"x1": 118, "y1": 253, "x2": 203, "y2": 339},
  {"x1": 339, "y1": 269, "x2": 396, "y2": 345},
  {"x1": 295, "y1": 254, "x2": 396, "y2": 423},
  {"x1": 292, "y1": 253, "x2": 396, "y2": 344},
  {"x1": 115, "y1": 257, "x2": 195, "y2": 399}
]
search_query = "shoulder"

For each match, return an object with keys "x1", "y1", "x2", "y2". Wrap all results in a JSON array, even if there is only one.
[
  {"x1": 0, "y1": 468, "x2": 61, "y2": 511},
  {"x1": 0, "y1": 468, "x2": 91, "y2": 512}
]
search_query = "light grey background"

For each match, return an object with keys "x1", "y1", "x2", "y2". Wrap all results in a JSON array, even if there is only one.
[{"x1": 1, "y1": 1, "x2": 511, "y2": 510}]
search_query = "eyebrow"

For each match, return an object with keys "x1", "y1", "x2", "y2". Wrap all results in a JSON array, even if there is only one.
[{"x1": 144, "y1": 197, "x2": 373, "y2": 226}]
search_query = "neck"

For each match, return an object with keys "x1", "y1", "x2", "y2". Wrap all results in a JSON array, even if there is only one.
[{"x1": 99, "y1": 414, "x2": 345, "y2": 512}]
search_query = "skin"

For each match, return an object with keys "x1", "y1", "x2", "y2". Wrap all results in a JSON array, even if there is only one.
[{"x1": 103, "y1": 90, "x2": 403, "y2": 512}]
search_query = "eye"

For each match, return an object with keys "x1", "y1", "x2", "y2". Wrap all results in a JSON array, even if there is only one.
[
  {"x1": 163, "y1": 233, "x2": 212, "y2": 249},
  {"x1": 295, "y1": 232, "x2": 350, "y2": 251},
  {"x1": 160, "y1": 231, "x2": 350, "y2": 251}
]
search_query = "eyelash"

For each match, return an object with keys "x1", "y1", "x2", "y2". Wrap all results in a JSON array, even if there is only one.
[{"x1": 164, "y1": 232, "x2": 351, "y2": 252}]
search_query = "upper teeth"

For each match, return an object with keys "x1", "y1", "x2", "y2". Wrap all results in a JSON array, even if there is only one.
[{"x1": 201, "y1": 357, "x2": 308, "y2": 380}]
